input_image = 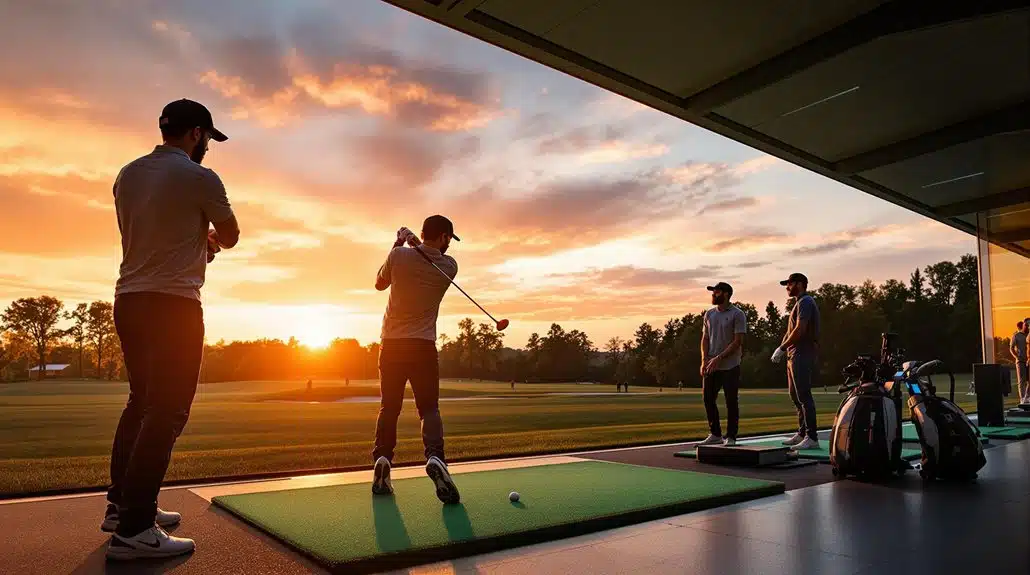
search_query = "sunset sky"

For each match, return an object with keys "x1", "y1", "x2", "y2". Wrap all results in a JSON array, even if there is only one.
[{"x1": 0, "y1": 0, "x2": 976, "y2": 349}]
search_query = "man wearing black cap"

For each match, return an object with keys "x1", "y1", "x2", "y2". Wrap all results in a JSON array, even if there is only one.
[
  {"x1": 104, "y1": 99, "x2": 238, "y2": 560},
  {"x1": 699, "y1": 282, "x2": 748, "y2": 446},
  {"x1": 773, "y1": 273, "x2": 821, "y2": 451},
  {"x1": 371, "y1": 215, "x2": 461, "y2": 504}
]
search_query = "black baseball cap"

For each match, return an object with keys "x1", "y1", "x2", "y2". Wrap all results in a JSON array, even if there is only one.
[
  {"x1": 159, "y1": 99, "x2": 228, "y2": 142},
  {"x1": 422, "y1": 215, "x2": 460, "y2": 241},
  {"x1": 707, "y1": 282, "x2": 733, "y2": 296},
  {"x1": 779, "y1": 272, "x2": 809, "y2": 286}
]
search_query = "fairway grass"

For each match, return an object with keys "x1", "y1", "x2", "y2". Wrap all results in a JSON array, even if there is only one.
[{"x1": 0, "y1": 375, "x2": 995, "y2": 496}]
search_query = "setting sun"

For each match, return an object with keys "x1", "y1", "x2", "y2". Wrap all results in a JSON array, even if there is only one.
[{"x1": 296, "y1": 324, "x2": 335, "y2": 350}]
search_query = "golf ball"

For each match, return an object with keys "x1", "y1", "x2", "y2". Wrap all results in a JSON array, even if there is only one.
[{"x1": 509, "y1": 491, "x2": 520, "y2": 502}]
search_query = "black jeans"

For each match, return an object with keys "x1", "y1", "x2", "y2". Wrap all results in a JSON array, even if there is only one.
[
  {"x1": 787, "y1": 354, "x2": 819, "y2": 440},
  {"x1": 373, "y1": 338, "x2": 445, "y2": 463},
  {"x1": 108, "y1": 292, "x2": 204, "y2": 537},
  {"x1": 703, "y1": 366, "x2": 740, "y2": 438}
]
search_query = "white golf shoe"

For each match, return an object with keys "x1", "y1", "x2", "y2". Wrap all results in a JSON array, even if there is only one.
[
  {"x1": 425, "y1": 456, "x2": 460, "y2": 504},
  {"x1": 372, "y1": 456, "x2": 394, "y2": 496},
  {"x1": 781, "y1": 433, "x2": 804, "y2": 446},
  {"x1": 105, "y1": 525, "x2": 194, "y2": 561},
  {"x1": 101, "y1": 504, "x2": 181, "y2": 533},
  {"x1": 792, "y1": 437, "x2": 820, "y2": 451},
  {"x1": 697, "y1": 434, "x2": 724, "y2": 446}
]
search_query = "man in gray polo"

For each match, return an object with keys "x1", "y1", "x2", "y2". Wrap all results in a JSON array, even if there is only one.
[
  {"x1": 772, "y1": 272, "x2": 821, "y2": 451},
  {"x1": 371, "y1": 215, "x2": 461, "y2": 504},
  {"x1": 699, "y1": 282, "x2": 748, "y2": 446},
  {"x1": 104, "y1": 99, "x2": 239, "y2": 561}
]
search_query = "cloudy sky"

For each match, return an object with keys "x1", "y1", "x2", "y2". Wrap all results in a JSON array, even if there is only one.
[{"x1": 0, "y1": 0, "x2": 974, "y2": 348}]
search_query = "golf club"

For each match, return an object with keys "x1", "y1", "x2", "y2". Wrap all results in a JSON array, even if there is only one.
[{"x1": 413, "y1": 244, "x2": 509, "y2": 332}]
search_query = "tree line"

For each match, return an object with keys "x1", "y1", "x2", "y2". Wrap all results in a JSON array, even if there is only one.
[
  {"x1": 1, "y1": 297, "x2": 121, "y2": 380},
  {"x1": 0, "y1": 254, "x2": 986, "y2": 386}
]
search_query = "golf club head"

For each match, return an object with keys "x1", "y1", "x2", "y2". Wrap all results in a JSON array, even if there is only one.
[{"x1": 496, "y1": 319, "x2": 509, "y2": 331}]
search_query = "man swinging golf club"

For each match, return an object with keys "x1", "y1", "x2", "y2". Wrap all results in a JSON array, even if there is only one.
[{"x1": 371, "y1": 215, "x2": 461, "y2": 504}]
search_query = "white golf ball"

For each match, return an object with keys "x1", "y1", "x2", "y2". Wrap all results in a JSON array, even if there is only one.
[{"x1": 509, "y1": 491, "x2": 520, "y2": 502}]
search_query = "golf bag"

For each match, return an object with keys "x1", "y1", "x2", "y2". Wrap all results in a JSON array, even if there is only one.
[
  {"x1": 903, "y1": 361, "x2": 986, "y2": 482},
  {"x1": 829, "y1": 351, "x2": 906, "y2": 479}
]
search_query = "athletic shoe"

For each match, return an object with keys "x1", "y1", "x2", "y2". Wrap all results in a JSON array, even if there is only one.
[
  {"x1": 372, "y1": 456, "x2": 393, "y2": 495},
  {"x1": 781, "y1": 433, "x2": 804, "y2": 446},
  {"x1": 697, "y1": 434, "x2": 723, "y2": 445},
  {"x1": 723, "y1": 437, "x2": 737, "y2": 446},
  {"x1": 792, "y1": 437, "x2": 819, "y2": 451},
  {"x1": 101, "y1": 504, "x2": 181, "y2": 533},
  {"x1": 105, "y1": 525, "x2": 195, "y2": 561},
  {"x1": 425, "y1": 456, "x2": 460, "y2": 504}
]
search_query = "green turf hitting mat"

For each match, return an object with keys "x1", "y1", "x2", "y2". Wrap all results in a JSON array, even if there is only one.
[
  {"x1": 677, "y1": 439, "x2": 922, "y2": 462},
  {"x1": 212, "y1": 461, "x2": 784, "y2": 573},
  {"x1": 1008, "y1": 416, "x2": 1030, "y2": 425}
]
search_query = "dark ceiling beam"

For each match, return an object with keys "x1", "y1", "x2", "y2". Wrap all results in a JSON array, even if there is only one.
[
  {"x1": 831, "y1": 101, "x2": 1030, "y2": 174},
  {"x1": 680, "y1": 0, "x2": 1030, "y2": 113},
  {"x1": 444, "y1": 0, "x2": 488, "y2": 16},
  {"x1": 986, "y1": 226, "x2": 1030, "y2": 243},
  {"x1": 935, "y1": 186, "x2": 1030, "y2": 217}
]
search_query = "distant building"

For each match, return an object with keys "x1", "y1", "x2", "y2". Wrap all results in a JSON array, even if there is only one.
[{"x1": 28, "y1": 364, "x2": 71, "y2": 378}]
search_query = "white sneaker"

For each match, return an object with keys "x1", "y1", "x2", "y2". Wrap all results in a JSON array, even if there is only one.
[
  {"x1": 723, "y1": 437, "x2": 737, "y2": 446},
  {"x1": 425, "y1": 456, "x2": 460, "y2": 504},
  {"x1": 105, "y1": 525, "x2": 195, "y2": 561},
  {"x1": 792, "y1": 437, "x2": 820, "y2": 451},
  {"x1": 372, "y1": 456, "x2": 393, "y2": 495},
  {"x1": 101, "y1": 504, "x2": 181, "y2": 533},
  {"x1": 697, "y1": 434, "x2": 723, "y2": 445},
  {"x1": 781, "y1": 433, "x2": 804, "y2": 446}
]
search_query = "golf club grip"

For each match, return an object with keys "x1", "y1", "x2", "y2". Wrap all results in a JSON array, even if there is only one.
[{"x1": 412, "y1": 245, "x2": 497, "y2": 323}]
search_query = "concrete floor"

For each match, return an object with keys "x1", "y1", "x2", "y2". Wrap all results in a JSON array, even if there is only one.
[
  {"x1": 1, "y1": 430, "x2": 1026, "y2": 575},
  {"x1": 395, "y1": 439, "x2": 1030, "y2": 575}
]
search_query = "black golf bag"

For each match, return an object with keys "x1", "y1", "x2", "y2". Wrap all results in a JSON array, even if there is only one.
[
  {"x1": 829, "y1": 346, "x2": 907, "y2": 480},
  {"x1": 904, "y1": 360, "x2": 986, "y2": 482}
]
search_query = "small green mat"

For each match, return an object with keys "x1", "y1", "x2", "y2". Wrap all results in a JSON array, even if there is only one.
[
  {"x1": 1008, "y1": 416, "x2": 1030, "y2": 425},
  {"x1": 981, "y1": 426, "x2": 1030, "y2": 439},
  {"x1": 677, "y1": 439, "x2": 921, "y2": 462},
  {"x1": 902, "y1": 424, "x2": 990, "y2": 443},
  {"x1": 213, "y1": 461, "x2": 783, "y2": 572}
]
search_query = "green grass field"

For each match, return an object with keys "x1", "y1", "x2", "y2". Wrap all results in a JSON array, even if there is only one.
[{"x1": 0, "y1": 375, "x2": 1000, "y2": 496}]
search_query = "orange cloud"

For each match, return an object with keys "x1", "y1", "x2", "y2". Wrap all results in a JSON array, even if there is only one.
[{"x1": 200, "y1": 57, "x2": 501, "y2": 131}]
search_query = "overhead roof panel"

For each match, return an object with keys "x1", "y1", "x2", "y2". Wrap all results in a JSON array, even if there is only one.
[
  {"x1": 479, "y1": 0, "x2": 599, "y2": 35},
  {"x1": 862, "y1": 133, "x2": 1030, "y2": 209},
  {"x1": 538, "y1": 0, "x2": 882, "y2": 97},
  {"x1": 718, "y1": 13, "x2": 1030, "y2": 161},
  {"x1": 381, "y1": 0, "x2": 1030, "y2": 254}
]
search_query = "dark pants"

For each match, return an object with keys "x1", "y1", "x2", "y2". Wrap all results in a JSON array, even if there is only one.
[
  {"x1": 703, "y1": 366, "x2": 740, "y2": 438},
  {"x1": 787, "y1": 354, "x2": 818, "y2": 440},
  {"x1": 108, "y1": 292, "x2": 204, "y2": 537},
  {"x1": 373, "y1": 338, "x2": 444, "y2": 463}
]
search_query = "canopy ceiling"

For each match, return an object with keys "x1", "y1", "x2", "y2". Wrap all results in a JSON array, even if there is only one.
[{"x1": 383, "y1": 0, "x2": 1030, "y2": 255}]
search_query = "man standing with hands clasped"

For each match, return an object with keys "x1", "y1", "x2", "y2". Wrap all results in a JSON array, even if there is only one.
[
  {"x1": 772, "y1": 273, "x2": 821, "y2": 451},
  {"x1": 105, "y1": 99, "x2": 239, "y2": 561},
  {"x1": 698, "y1": 282, "x2": 747, "y2": 446}
]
